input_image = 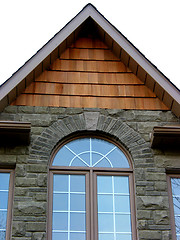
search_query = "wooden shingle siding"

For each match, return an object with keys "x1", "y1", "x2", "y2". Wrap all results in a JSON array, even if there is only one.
[{"x1": 11, "y1": 37, "x2": 169, "y2": 110}]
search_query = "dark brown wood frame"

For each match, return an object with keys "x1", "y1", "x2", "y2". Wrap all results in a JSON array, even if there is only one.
[
  {"x1": 167, "y1": 174, "x2": 180, "y2": 240},
  {"x1": 0, "y1": 168, "x2": 14, "y2": 240},
  {"x1": 47, "y1": 134, "x2": 137, "y2": 240}
]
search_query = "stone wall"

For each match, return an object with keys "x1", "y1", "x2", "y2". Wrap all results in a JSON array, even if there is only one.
[{"x1": 0, "y1": 106, "x2": 179, "y2": 240}]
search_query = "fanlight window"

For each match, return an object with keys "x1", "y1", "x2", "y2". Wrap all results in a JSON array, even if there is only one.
[
  {"x1": 52, "y1": 138, "x2": 130, "y2": 168},
  {"x1": 49, "y1": 137, "x2": 136, "y2": 240}
]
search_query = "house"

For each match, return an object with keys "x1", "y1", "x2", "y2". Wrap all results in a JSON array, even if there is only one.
[{"x1": 0, "y1": 3, "x2": 180, "y2": 240}]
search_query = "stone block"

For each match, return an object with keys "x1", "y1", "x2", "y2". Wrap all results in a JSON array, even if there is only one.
[
  {"x1": 16, "y1": 164, "x2": 26, "y2": 177},
  {"x1": 4, "y1": 105, "x2": 18, "y2": 113},
  {"x1": 26, "y1": 222, "x2": 46, "y2": 231},
  {"x1": 32, "y1": 232, "x2": 46, "y2": 240},
  {"x1": 17, "y1": 201, "x2": 46, "y2": 215},
  {"x1": 137, "y1": 210, "x2": 151, "y2": 219},
  {"x1": 15, "y1": 177, "x2": 37, "y2": 187},
  {"x1": 139, "y1": 230, "x2": 161, "y2": 239},
  {"x1": 12, "y1": 222, "x2": 26, "y2": 237},
  {"x1": 153, "y1": 210, "x2": 169, "y2": 225},
  {"x1": 84, "y1": 112, "x2": 99, "y2": 130},
  {"x1": 137, "y1": 196, "x2": 169, "y2": 209},
  {"x1": 27, "y1": 164, "x2": 47, "y2": 173},
  {"x1": 145, "y1": 172, "x2": 166, "y2": 181},
  {"x1": 34, "y1": 107, "x2": 49, "y2": 114},
  {"x1": 18, "y1": 106, "x2": 34, "y2": 113},
  {"x1": 37, "y1": 174, "x2": 47, "y2": 187}
]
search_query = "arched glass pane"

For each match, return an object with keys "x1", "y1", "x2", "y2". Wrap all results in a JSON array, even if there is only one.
[{"x1": 52, "y1": 138, "x2": 130, "y2": 168}]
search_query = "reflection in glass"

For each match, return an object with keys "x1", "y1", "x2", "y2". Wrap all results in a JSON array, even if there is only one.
[
  {"x1": 70, "y1": 232, "x2": 86, "y2": 240},
  {"x1": 0, "y1": 173, "x2": 10, "y2": 240},
  {"x1": 53, "y1": 212, "x2": 68, "y2": 231},
  {"x1": 52, "y1": 174, "x2": 86, "y2": 240},
  {"x1": 171, "y1": 178, "x2": 180, "y2": 238},
  {"x1": 52, "y1": 232, "x2": 67, "y2": 240},
  {"x1": 97, "y1": 175, "x2": 132, "y2": 240},
  {"x1": 70, "y1": 213, "x2": 86, "y2": 231},
  {"x1": 99, "y1": 233, "x2": 114, "y2": 240}
]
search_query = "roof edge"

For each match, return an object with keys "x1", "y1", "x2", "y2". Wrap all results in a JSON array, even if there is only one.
[{"x1": 0, "y1": 4, "x2": 179, "y2": 109}]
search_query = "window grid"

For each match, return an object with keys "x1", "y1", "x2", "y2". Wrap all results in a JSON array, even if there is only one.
[
  {"x1": 53, "y1": 138, "x2": 130, "y2": 169},
  {"x1": 97, "y1": 175, "x2": 132, "y2": 240},
  {"x1": 52, "y1": 174, "x2": 86, "y2": 240},
  {"x1": 0, "y1": 172, "x2": 11, "y2": 239},
  {"x1": 50, "y1": 136, "x2": 136, "y2": 240}
]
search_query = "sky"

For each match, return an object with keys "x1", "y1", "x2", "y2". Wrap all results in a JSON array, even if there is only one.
[{"x1": 0, "y1": 0, "x2": 180, "y2": 90}]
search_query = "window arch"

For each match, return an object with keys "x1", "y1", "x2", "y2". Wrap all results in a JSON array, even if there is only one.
[{"x1": 48, "y1": 134, "x2": 136, "y2": 240}]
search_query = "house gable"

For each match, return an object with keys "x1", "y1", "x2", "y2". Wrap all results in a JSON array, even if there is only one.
[
  {"x1": 0, "y1": 4, "x2": 179, "y2": 116},
  {"x1": 11, "y1": 35, "x2": 168, "y2": 110}
]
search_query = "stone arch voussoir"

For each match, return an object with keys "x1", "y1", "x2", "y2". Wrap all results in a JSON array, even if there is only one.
[{"x1": 30, "y1": 112, "x2": 153, "y2": 168}]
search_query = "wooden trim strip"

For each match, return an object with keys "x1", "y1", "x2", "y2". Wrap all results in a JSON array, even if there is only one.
[
  {"x1": 0, "y1": 121, "x2": 31, "y2": 130},
  {"x1": 18, "y1": 93, "x2": 157, "y2": 98},
  {"x1": 151, "y1": 125, "x2": 180, "y2": 148},
  {"x1": 12, "y1": 94, "x2": 169, "y2": 110},
  {"x1": 34, "y1": 80, "x2": 144, "y2": 86},
  {"x1": 24, "y1": 83, "x2": 155, "y2": 97},
  {"x1": 59, "y1": 58, "x2": 121, "y2": 62},
  {"x1": 0, "y1": 121, "x2": 31, "y2": 145}
]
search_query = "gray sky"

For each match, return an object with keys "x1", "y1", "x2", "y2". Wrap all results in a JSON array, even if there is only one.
[{"x1": 0, "y1": 0, "x2": 180, "y2": 90}]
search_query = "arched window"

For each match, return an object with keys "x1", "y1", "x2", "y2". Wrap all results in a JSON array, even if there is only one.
[{"x1": 48, "y1": 135, "x2": 136, "y2": 240}]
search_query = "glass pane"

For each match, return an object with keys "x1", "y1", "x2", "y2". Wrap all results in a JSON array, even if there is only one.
[
  {"x1": 53, "y1": 193, "x2": 68, "y2": 211},
  {"x1": 107, "y1": 148, "x2": 129, "y2": 168},
  {"x1": 99, "y1": 233, "x2": 114, "y2": 240},
  {"x1": 70, "y1": 194, "x2": 85, "y2": 211},
  {"x1": 68, "y1": 138, "x2": 89, "y2": 155},
  {"x1": 114, "y1": 176, "x2": 129, "y2": 194},
  {"x1": 52, "y1": 212, "x2": 68, "y2": 231},
  {"x1": 98, "y1": 213, "x2": 114, "y2": 232},
  {"x1": 0, "y1": 231, "x2": 6, "y2": 240},
  {"x1": 0, "y1": 173, "x2": 10, "y2": 190},
  {"x1": 115, "y1": 214, "x2": 131, "y2": 233},
  {"x1": 0, "y1": 211, "x2": 8, "y2": 229},
  {"x1": 70, "y1": 157, "x2": 89, "y2": 167},
  {"x1": 52, "y1": 232, "x2": 68, "y2": 240},
  {"x1": 97, "y1": 176, "x2": 112, "y2": 193},
  {"x1": 177, "y1": 235, "x2": 180, "y2": 240},
  {"x1": 115, "y1": 195, "x2": 130, "y2": 213},
  {"x1": 53, "y1": 175, "x2": 68, "y2": 192},
  {"x1": 0, "y1": 192, "x2": 9, "y2": 209},
  {"x1": 94, "y1": 158, "x2": 112, "y2": 168},
  {"x1": 173, "y1": 196, "x2": 180, "y2": 215},
  {"x1": 70, "y1": 232, "x2": 86, "y2": 240},
  {"x1": 175, "y1": 216, "x2": 180, "y2": 235},
  {"x1": 92, "y1": 138, "x2": 114, "y2": 155},
  {"x1": 70, "y1": 213, "x2": 86, "y2": 231},
  {"x1": 53, "y1": 146, "x2": 75, "y2": 166},
  {"x1": 171, "y1": 178, "x2": 180, "y2": 195},
  {"x1": 70, "y1": 175, "x2": 85, "y2": 192},
  {"x1": 98, "y1": 195, "x2": 113, "y2": 212},
  {"x1": 116, "y1": 233, "x2": 132, "y2": 240},
  {"x1": 171, "y1": 178, "x2": 180, "y2": 236}
]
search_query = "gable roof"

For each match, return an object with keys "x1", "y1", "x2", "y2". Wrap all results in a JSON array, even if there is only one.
[{"x1": 0, "y1": 3, "x2": 179, "y2": 116}]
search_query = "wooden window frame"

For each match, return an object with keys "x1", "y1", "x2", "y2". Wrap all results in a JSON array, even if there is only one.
[
  {"x1": 0, "y1": 168, "x2": 14, "y2": 240},
  {"x1": 167, "y1": 174, "x2": 180, "y2": 240},
  {"x1": 48, "y1": 134, "x2": 137, "y2": 240}
]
